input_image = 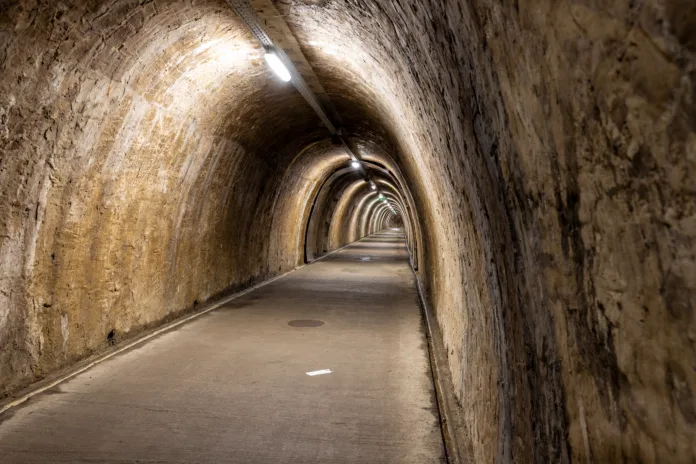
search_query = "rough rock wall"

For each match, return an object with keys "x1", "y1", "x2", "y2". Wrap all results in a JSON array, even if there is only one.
[
  {"x1": 471, "y1": 2, "x2": 696, "y2": 461},
  {"x1": 279, "y1": 0, "x2": 695, "y2": 461},
  {"x1": 0, "y1": 0, "x2": 350, "y2": 397},
  {"x1": 0, "y1": 0, "x2": 693, "y2": 461}
]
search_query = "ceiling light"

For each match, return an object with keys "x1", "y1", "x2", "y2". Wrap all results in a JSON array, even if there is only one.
[
  {"x1": 371, "y1": 184, "x2": 377, "y2": 190},
  {"x1": 351, "y1": 161, "x2": 360, "y2": 169},
  {"x1": 264, "y1": 52, "x2": 291, "y2": 82}
]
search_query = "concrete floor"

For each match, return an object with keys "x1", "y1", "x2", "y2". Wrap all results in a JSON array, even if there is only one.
[{"x1": 0, "y1": 230, "x2": 445, "y2": 463}]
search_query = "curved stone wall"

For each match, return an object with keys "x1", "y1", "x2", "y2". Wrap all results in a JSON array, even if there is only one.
[{"x1": 0, "y1": 0, "x2": 694, "y2": 461}]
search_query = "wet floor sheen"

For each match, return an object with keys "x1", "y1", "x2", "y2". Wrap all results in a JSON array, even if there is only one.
[{"x1": 0, "y1": 231, "x2": 445, "y2": 463}]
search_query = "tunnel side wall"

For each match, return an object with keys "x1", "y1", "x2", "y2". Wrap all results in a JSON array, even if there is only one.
[
  {"x1": 453, "y1": 3, "x2": 695, "y2": 461},
  {"x1": 0, "y1": 1, "x2": 325, "y2": 398},
  {"x1": 279, "y1": 0, "x2": 696, "y2": 461}
]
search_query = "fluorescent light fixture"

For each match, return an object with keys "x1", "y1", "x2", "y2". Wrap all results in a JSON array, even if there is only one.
[
  {"x1": 264, "y1": 52, "x2": 291, "y2": 82},
  {"x1": 306, "y1": 369, "x2": 332, "y2": 376},
  {"x1": 351, "y1": 161, "x2": 360, "y2": 169}
]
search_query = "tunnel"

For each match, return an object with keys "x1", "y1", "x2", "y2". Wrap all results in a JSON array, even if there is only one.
[{"x1": 0, "y1": 0, "x2": 694, "y2": 462}]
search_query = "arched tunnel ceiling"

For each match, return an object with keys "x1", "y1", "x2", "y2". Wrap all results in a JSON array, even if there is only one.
[{"x1": 0, "y1": 0, "x2": 695, "y2": 462}]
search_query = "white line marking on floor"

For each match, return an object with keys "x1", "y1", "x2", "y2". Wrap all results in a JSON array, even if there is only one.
[{"x1": 306, "y1": 369, "x2": 332, "y2": 376}]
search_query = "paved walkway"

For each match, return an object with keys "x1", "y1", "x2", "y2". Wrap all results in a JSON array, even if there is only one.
[{"x1": 0, "y1": 230, "x2": 445, "y2": 463}]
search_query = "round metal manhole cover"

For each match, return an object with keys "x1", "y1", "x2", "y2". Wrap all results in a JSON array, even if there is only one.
[{"x1": 288, "y1": 319, "x2": 325, "y2": 328}]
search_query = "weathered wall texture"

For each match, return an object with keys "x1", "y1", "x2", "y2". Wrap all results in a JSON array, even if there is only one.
[
  {"x1": 1, "y1": 0, "x2": 694, "y2": 462},
  {"x1": 0, "y1": 0, "x2": 384, "y2": 398},
  {"x1": 278, "y1": 0, "x2": 696, "y2": 462}
]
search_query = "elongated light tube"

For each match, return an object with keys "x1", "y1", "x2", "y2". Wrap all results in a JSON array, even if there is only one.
[{"x1": 264, "y1": 53, "x2": 291, "y2": 82}]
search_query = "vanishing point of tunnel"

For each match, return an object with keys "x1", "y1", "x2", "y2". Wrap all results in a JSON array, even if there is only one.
[{"x1": 0, "y1": 0, "x2": 694, "y2": 462}]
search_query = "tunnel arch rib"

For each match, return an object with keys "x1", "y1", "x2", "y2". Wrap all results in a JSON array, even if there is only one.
[{"x1": 302, "y1": 157, "x2": 421, "y2": 266}]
